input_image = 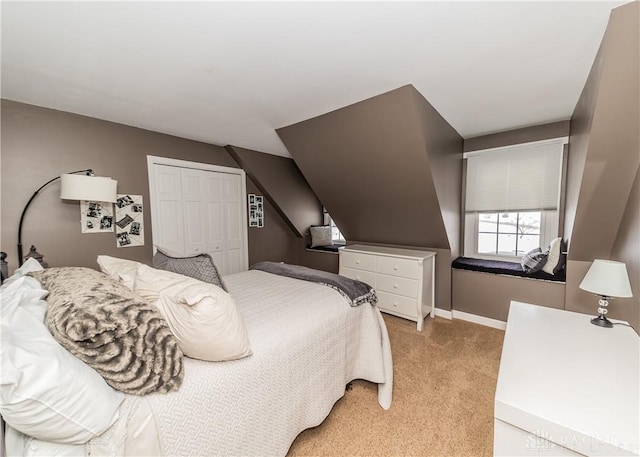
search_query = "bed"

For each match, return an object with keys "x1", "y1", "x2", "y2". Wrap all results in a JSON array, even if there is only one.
[{"x1": 2, "y1": 264, "x2": 393, "y2": 456}]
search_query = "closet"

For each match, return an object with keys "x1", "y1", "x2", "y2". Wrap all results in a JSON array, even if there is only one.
[{"x1": 147, "y1": 156, "x2": 248, "y2": 275}]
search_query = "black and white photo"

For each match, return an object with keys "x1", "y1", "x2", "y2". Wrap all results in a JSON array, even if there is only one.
[{"x1": 116, "y1": 195, "x2": 134, "y2": 208}]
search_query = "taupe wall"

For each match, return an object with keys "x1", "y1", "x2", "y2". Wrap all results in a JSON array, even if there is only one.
[
  {"x1": 414, "y1": 89, "x2": 464, "y2": 257},
  {"x1": 0, "y1": 100, "x2": 317, "y2": 273},
  {"x1": 463, "y1": 121, "x2": 570, "y2": 153},
  {"x1": 563, "y1": 45, "x2": 602, "y2": 246},
  {"x1": 566, "y1": 2, "x2": 639, "y2": 261},
  {"x1": 245, "y1": 176, "x2": 338, "y2": 272},
  {"x1": 225, "y1": 145, "x2": 323, "y2": 237},
  {"x1": 245, "y1": 178, "x2": 304, "y2": 266},
  {"x1": 278, "y1": 85, "x2": 456, "y2": 249},
  {"x1": 277, "y1": 84, "x2": 463, "y2": 311},
  {"x1": 565, "y1": 1, "x2": 639, "y2": 331},
  {"x1": 453, "y1": 270, "x2": 566, "y2": 321},
  {"x1": 609, "y1": 168, "x2": 640, "y2": 327}
]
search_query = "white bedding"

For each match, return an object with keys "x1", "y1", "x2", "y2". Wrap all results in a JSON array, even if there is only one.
[{"x1": 5, "y1": 269, "x2": 393, "y2": 457}]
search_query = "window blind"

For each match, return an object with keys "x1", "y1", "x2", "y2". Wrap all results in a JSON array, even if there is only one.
[{"x1": 465, "y1": 138, "x2": 564, "y2": 213}]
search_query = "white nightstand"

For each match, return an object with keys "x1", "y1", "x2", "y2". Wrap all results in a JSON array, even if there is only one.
[
  {"x1": 494, "y1": 301, "x2": 640, "y2": 456},
  {"x1": 339, "y1": 244, "x2": 436, "y2": 331}
]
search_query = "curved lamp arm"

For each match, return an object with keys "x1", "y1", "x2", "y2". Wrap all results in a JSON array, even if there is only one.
[{"x1": 17, "y1": 169, "x2": 93, "y2": 266}]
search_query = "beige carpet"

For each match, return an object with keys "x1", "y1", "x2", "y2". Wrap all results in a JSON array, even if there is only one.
[{"x1": 287, "y1": 314, "x2": 505, "y2": 457}]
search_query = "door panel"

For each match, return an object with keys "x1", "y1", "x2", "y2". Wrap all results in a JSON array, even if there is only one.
[
  {"x1": 158, "y1": 200, "x2": 181, "y2": 248},
  {"x1": 181, "y1": 169, "x2": 206, "y2": 256},
  {"x1": 153, "y1": 165, "x2": 184, "y2": 255}
]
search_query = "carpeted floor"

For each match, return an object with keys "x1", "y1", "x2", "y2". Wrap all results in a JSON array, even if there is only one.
[{"x1": 287, "y1": 314, "x2": 505, "y2": 457}]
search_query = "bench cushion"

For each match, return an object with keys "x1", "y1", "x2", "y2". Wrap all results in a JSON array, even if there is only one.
[{"x1": 452, "y1": 257, "x2": 565, "y2": 282}]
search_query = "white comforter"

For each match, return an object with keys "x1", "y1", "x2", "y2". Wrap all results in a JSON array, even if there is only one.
[{"x1": 6, "y1": 270, "x2": 393, "y2": 457}]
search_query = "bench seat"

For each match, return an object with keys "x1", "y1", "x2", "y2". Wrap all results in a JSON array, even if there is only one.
[{"x1": 452, "y1": 257, "x2": 565, "y2": 282}]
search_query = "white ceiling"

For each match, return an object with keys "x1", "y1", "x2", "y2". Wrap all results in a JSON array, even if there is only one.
[{"x1": 1, "y1": 1, "x2": 626, "y2": 157}]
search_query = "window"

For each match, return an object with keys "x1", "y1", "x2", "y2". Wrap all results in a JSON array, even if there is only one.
[
  {"x1": 330, "y1": 218, "x2": 345, "y2": 244},
  {"x1": 477, "y1": 211, "x2": 541, "y2": 256},
  {"x1": 463, "y1": 138, "x2": 565, "y2": 260},
  {"x1": 323, "y1": 210, "x2": 345, "y2": 244}
]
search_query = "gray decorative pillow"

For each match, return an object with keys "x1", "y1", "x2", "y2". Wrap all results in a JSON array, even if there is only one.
[
  {"x1": 29, "y1": 267, "x2": 184, "y2": 396},
  {"x1": 520, "y1": 247, "x2": 548, "y2": 273},
  {"x1": 310, "y1": 225, "x2": 333, "y2": 248},
  {"x1": 153, "y1": 247, "x2": 227, "y2": 291}
]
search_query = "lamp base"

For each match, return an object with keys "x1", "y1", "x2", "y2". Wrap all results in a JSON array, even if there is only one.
[{"x1": 590, "y1": 315, "x2": 614, "y2": 328}]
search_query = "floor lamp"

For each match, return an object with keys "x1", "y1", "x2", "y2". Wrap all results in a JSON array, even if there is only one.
[{"x1": 17, "y1": 169, "x2": 118, "y2": 266}]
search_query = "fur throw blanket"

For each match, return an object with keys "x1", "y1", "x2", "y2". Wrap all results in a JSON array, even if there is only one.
[{"x1": 30, "y1": 267, "x2": 183, "y2": 395}]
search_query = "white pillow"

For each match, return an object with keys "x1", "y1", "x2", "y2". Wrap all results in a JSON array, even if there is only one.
[
  {"x1": 310, "y1": 225, "x2": 333, "y2": 248},
  {"x1": 135, "y1": 264, "x2": 252, "y2": 362},
  {"x1": 0, "y1": 257, "x2": 43, "y2": 289},
  {"x1": 97, "y1": 255, "x2": 141, "y2": 289},
  {"x1": 0, "y1": 277, "x2": 124, "y2": 444},
  {"x1": 542, "y1": 237, "x2": 562, "y2": 275}
]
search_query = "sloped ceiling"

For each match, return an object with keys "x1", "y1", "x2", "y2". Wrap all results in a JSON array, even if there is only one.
[
  {"x1": 567, "y1": 1, "x2": 640, "y2": 262},
  {"x1": 224, "y1": 145, "x2": 322, "y2": 238},
  {"x1": 277, "y1": 85, "x2": 462, "y2": 250}
]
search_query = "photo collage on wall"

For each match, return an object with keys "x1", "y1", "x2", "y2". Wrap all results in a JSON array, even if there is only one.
[
  {"x1": 248, "y1": 194, "x2": 264, "y2": 228},
  {"x1": 115, "y1": 194, "x2": 144, "y2": 248},
  {"x1": 80, "y1": 201, "x2": 114, "y2": 233}
]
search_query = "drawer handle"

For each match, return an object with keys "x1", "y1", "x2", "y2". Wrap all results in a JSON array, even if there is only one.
[
  {"x1": 356, "y1": 276, "x2": 361, "y2": 281},
  {"x1": 393, "y1": 265, "x2": 399, "y2": 271},
  {"x1": 356, "y1": 260, "x2": 361, "y2": 264},
  {"x1": 393, "y1": 283, "x2": 398, "y2": 289},
  {"x1": 393, "y1": 302, "x2": 398, "y2": 308}
]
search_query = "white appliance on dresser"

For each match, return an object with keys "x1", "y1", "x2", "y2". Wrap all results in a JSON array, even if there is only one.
[
  {"x1": 494, "y1": 301, "x2": 639, "y2": 457},
  {"x1": 339, "y1": 244, "x2": 436, "y2": 331}
]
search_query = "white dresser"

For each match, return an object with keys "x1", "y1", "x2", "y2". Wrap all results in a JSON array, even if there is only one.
[
  {"x1": 339, "y1": 244, "x2": 436, "y2": 331},
  {"x1": 495, "y1": 301, "x2": 639, "y2": 457}
]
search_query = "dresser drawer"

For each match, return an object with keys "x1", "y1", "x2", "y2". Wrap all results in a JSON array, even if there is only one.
[
  {"x1": 376, "y1": 256, "x2": 420, "y2": 279},
  {"x1": 340, "y1": 251, "x2": 376, "y2": 272},
  {"x1": 377, "y1": 291, "x2": 418, "y2": 317},
  {"x1": 376, "y1": 274, "x2": 418, "y2": 298},
  {"x1": 340, "y1": 267, "x2": 376, "y2": 287}
]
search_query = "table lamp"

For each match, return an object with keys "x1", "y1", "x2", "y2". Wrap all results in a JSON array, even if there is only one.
[{"x1": 579, "y1": 259, "x2": 633, "y2": 328}]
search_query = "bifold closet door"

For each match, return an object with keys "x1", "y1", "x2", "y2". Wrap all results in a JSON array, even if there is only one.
[{"x1": 151, "y1": 163, "x2": 247, "y2": 276}]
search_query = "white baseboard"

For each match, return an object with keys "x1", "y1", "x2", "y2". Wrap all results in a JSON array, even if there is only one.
[
  {"x1": 452, "y1": 310, "x2": 507, "y2": 330},
  {"x1": 434, "y1": 308, "x2": 452, "y2": 319}
]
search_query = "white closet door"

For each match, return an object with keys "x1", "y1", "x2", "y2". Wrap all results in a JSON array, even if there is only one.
[
  {"x1": 149, "y1": 157, "x2": 248, "y2": 276},
  {"x1": 153, "y1": 164, "x2": 185, "y2": 255}
]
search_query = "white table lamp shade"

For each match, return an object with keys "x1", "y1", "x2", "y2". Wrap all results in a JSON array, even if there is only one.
[
  {"x1": 60, "y1": 174, "x2": 118, "y2": 203},
  {"x1": 579, "y1": 259, "x2": 633, "y2": 298}
]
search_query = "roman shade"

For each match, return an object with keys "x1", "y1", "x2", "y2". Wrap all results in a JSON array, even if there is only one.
[{"x1": 464, "y1": 138, "x2": 565, "y2": 213}]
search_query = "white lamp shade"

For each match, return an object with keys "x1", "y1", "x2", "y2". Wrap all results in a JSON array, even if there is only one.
[
  {"x1": 60, "y1": 174, "x2": 118, "y2": 203},
  {"x1": 579, "y1": 259, "x2": 633, "y2": 298}
]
